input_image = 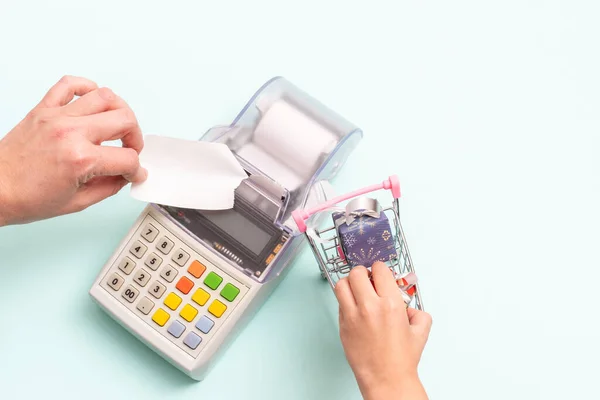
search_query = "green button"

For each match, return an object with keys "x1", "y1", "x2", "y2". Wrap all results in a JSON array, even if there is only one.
[
  {"x1": 220, "y1": 283, "x2": 240, "y2": 302},
  {"x1": 204, "y1": 272, "x2": 223, "y2": 290}
]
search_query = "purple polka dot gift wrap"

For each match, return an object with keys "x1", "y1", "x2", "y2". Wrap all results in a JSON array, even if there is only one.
[{"x1": 333, "y1": 198, "x2": 397, "y2": 268}]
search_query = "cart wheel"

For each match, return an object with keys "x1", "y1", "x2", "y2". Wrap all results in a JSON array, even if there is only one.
[{"x1": 320, "y1": 270, "x2": 327, "y2": 279}]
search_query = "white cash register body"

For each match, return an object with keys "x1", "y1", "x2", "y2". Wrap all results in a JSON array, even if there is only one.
[{"x1": 89, "y1": 77, "x2": 362, "y2": 380}]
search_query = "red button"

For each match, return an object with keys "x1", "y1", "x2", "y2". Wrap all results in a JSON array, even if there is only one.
[{"x1": 176, "y1": 276, "x2": 194, "y2": 294}]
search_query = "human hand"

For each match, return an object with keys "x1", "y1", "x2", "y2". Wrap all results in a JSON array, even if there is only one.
[
  {"x1": 0, "y1": 76, "x2": 147, "y2": 226},
  {"x1": 335, "y1": 262, "x2": 432, "y2": 400}
]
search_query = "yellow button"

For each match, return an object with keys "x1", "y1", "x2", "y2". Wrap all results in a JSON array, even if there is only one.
[
  {"x1": 164, "y1": 292, "x2": 182, "y2": 310},
  {"x1": 191, "y1": 288, "x2": 210, "y2": 306},
  {"x1": 152, "y1": 308, "x2": 170, "y2": 326},
  {"x1": 208, "y1": 299, "x2": 227, "y2": 318},
  {"x1": 180, "y1": 304, "x2": 198, "y2": 322}
]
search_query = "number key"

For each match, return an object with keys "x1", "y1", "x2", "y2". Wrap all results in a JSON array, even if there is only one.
[
  {"x1": 118, "y1": 257, "x2": 136, "y2": 275},
  {"x1": 156, "y1": 236, "x2": 174, "y2": 254},
  {"x1": 129, "y1": 240, "x2": 148, "y2": 259},
  {"x1": 144, "y1": 252, "x2": 163, "y2": 271},
  {"x1": 172, "y1": 249, "x2": 190, "y2": 267},
  {"x1": 149, "y1": 281, "x2": 166, "y2": 299},
  {"x1": 134, "y1": 268, "x2": 151, "y2": 287},
  {"x1": 137, "y1": 296, "x2": 155, "y2": 315},
  {"x1": 142, "y1": 223, "x2": 159, "y2": 242},
  {"x1": 160, "y1": 265, "x2": 178, "y2": 283},
  {"x1": 107, "y1": 272, "x2": 124, "y2": 291},
  {"x1": 122, "y1": 285, "x2": 140, "y2": 303}
]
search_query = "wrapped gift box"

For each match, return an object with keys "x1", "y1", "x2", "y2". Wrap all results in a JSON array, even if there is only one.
[{"x1": 333, "y1": 208, "x2": 397, "y2": 268}]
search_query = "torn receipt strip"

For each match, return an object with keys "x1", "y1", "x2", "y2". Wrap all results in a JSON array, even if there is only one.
[{"x1": 129, "y1": 135, "x2": 248, "y2": 210}]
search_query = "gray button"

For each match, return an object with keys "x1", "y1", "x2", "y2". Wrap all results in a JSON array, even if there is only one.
[
  {"x1": 149, "y1": 281, "x2": 166, "y2": 299},
  {"x1": 172, "y1": 249, "x2": 190, "y2": 267},
  {"x1": 167, "y1": 321, "x2": 186, "y2": 338},
  {"x1": 141, "y1": 223, "x2": 159, "y2": 242},
  {"x1": 107, "y1": 272, "x2": 124, "y2": 291},
  {"x1": 144, "y1": 252, "x2": 163, "y2": 271},
  {"x1": 195, "y1": 315, "x2": 215, "y2": 334},
  {"x1": 160, "y1": 265, "x2": 178, "y2": 283},
  {"x1": 118, "y1": 257, "x2": 136, "y2": 275},
  {"x1": 133, "y1": 268, "x2": 151, "y2": 287},
  {"x1": 183, "y1": 332, "x2": 202, "y2": 350},
  {"x1": 137, "y1": 296, "x2": 154, "y2": 315},
  {"x1": 129, "y1": 240, "x2": 148, "y2": 259},
  {"x1": 122, "y1": 285, "x2": 139, "y2": 303},
  {"x1": 156, "y1": 236, "x2": 174, "y2": 254}
]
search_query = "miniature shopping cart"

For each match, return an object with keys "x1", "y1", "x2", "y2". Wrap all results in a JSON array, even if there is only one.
[{"x1": 292, "y1": 175, "x2": 423, "y2": 310}]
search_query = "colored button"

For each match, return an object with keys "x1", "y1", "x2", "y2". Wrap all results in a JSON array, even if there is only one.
[
  {"x1": 176, "y1": 276, "x2": 194, "y2": 295},
  {"x1": 208, "y1": 299, "x2": 227, "y2": 318},
  {"x1": 195, "y1": 315, "x2": 215, "y2": 334},
  {"x1": 183, "y1": 332, "x2": 202, "y2": 350},
  {"x1": 191, "y1": 288, "x2": 210, "y2": 306},
  {"x1": 152, "y1": 308, "x2": 170, "y2": 326},
  {"x1": 167, "y1": 321, "x2": 186, "y2": 338},
  {"x1": 220, "y1": 283, "x2": 240, "y2": 302},
  {"x1": 180, "y1": 304, "x2": 198, "y2": 322},
  {"x1": 204, "y1": 272, "x2": 223, "y2": 290},
  {"x1": 164, "y1": 292, "x2": 182, "y2": 310},
  {"x1": 188, "y1": 260, "x2": 206, "y2": 278}
]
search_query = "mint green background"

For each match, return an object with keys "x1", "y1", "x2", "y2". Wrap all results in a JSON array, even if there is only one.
[{"x1": 1, "y1": 1, "x2": 600, "y2": 399}]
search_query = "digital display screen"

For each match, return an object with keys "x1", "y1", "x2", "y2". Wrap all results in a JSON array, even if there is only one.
[{"x1": 200, "y1": 209, "x2": 273, "y2": 255}]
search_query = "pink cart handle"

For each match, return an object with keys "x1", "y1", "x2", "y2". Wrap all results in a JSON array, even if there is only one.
[{"x1": 292, "y1": 175, "x2": 400, "y2": 233}]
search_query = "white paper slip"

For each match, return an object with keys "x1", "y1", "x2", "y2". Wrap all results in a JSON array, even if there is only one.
[{"x1": 130, "y1": 135, "x2": 247, "y2": 210}]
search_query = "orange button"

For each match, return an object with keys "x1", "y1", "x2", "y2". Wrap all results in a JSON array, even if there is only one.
[
  {"x1": 175, "y1": 276, "x2": 194, "y2": 294},
  {"x1": 188, "y1": 260, "x2": 206, "y2": 278}
]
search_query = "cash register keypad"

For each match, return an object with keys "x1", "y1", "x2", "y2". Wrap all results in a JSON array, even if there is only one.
[{"x1": 100, "y1": 215, "x2": 248, "y2": 358}]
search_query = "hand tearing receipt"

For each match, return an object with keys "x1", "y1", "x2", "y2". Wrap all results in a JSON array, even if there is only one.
[{"x1": 130, "y1": 135, "x2": 248, "y2": 210}]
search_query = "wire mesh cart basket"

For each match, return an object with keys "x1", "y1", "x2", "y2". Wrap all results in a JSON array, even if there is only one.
[{"x1": 292, "y1": 175, "x2": 423, "y2": 310}]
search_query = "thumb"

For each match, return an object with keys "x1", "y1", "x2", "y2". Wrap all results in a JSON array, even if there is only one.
[{"x1": 407, "y1": 308, "x2": 433, "y2": 340}]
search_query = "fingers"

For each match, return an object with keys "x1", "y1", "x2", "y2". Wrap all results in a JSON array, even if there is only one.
[
  {"x1": 334, "y1": 278, "x2": 356, "y2": 315},
  {"x1": 92, "y1": 146, "x2": 148, "y2": 183},
  {"x1": 64, "y1": 88, "x2": 144, "y2": 153},
  {"x1": 38, "y1": 76, "x2": 98, "y2": 108},
  {"x1": 76, "y1": 108, "x2": 141, "y2": 145},
  {"x1": 347, "y1": 266, "x2": 377, "y2": 304},
  {"x1": 370, "y1": 262, "x2": 400, "y2": 298}
]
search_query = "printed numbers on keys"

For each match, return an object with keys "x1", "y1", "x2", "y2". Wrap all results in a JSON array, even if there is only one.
[
  {"x1": 149, "y1": 281, "x2": 166, "y2": 299},
  {"x1": 160, "y1": 265, "x2": 178, "y2": 283},
  {"x1": 157, "y1": 236, "x2": 174, "y2": 254},
  {"x1": 129, "y1": 240, "x2": 148, "y2": 259},
  {"x1": 142, "y1": 223, "x2": 159, "y2": 242},
  {"x1": 122, "y1": 285, "x2": 139, "y2": 303},
  {"x1": 107, "y1": 273, "x2": 124, "y2": 291},
  {"x1": 118, "y1": 257, "x2": 136, "y2": 275},
  {"x1": 172, "y1": 249, "x2": 190, "y2": 267},
  {"x1": 144, "y1": 252, "x2": 163, "y2": 271},
  {"x1": 134, "y1": 269, "x2": 151, "y2": 287}
]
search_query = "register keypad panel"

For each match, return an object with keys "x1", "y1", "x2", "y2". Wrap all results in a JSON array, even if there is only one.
[{"x1": 99, "y1": 215, "x2": 249, "y2": 357}]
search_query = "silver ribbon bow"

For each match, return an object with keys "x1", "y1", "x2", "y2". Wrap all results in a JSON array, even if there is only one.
[{"x1": 340, "y1": 197, "x2": 382, "y2": 226}]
